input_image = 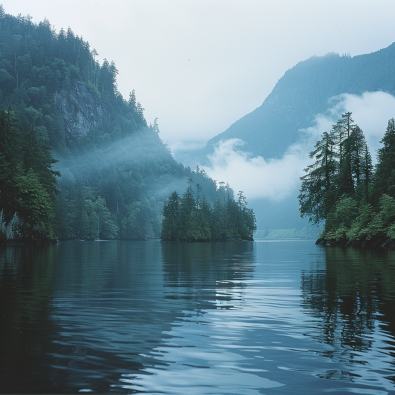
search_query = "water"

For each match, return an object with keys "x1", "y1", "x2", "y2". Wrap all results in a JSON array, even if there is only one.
[{"x1": 1, "y1": 240, "x2": 395, "y2": 394}]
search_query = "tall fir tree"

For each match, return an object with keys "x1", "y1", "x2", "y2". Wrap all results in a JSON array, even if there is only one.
[
  {"x1": 299, "y1": 130, "x2": 337, "y2": 224},
  {"x1": 373, "y1": 118, "x2": 395, "y2": 201}
]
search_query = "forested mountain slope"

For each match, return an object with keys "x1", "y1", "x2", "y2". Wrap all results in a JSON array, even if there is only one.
[
  {"x1": 204, "y1": 43, "x2": 395, "y2": 160},
  {"x1": 0, "y1": 10, "x2": 234, "y2": 241}
]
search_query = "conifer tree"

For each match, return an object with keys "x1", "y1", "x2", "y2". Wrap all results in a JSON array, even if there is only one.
[
  {"x1": 373, "y1": 118, "x2": 395, "y2": 201},
  {"x1": 161, "y1": 184, "x2": 255, "y2": 241},
  {"x1": 0, "y1": 109, "x2": 59, "y2": 241},
  {"x1": 0, "y1": 109, "x2": 23, "y2": 224},
  {"x1": 334, "y1": 112, "x2": 355, "y2": 197},
  {"x1": 161, "y1": 191, "x2": 181, "y2": 240},
  {"x1": 299, "y1": 130, "x2": 337, "y2": 223},
  {"x1": 299, "y1": 114, "x2": 395, "y2": 243},
  {"x1": 357, "y1": 140, "x2": 373, "y2": 203}
]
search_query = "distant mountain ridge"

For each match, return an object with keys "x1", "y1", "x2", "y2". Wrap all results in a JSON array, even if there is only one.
[
  {"x1": 196, "y1": 42, "x2": 395, "y2": 233},
  {"x1": 203, "y1": 43, "x2": 395, "y2": 160}
]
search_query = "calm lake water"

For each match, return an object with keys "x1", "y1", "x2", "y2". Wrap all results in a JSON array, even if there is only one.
[{"x1": 1, "y1": 240, "x2": 395, "y2": 394}]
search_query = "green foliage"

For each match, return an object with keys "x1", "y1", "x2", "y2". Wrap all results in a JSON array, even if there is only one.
[
  {"x1": 366, "y1": 195, "x2": 395, "y2": 240},
  {"x1": 299, "y1": 130, "x2": 337, "y2": 224},
  {"x1": 324, "y1": 196, "x2": 358, "y2": 241},
  {"x1": 347, "y1": 203, "x2": 374, "y2": 241},
  {"x1": 300, "y1": 113, "x2": 395, "y2": 243},
  {"x1": 16, "y1": 168, "x2": 56, "y2": 240},
  {"x1": 161, "y1": 185, "x2": 256, "y2": 241},
  {"x1": 161, "y1": 191, "x2": 181, "y2": 241},
  {"x1": 0, "y1": 11, "x2": 148, "y2": 154},
  {"x1": 300, "y1": 112, "x2": 370, "y2": 224},
  {"x1": 0, "y1": 10, "x2": 256, "y2": 242},
  {"x1": 0, "y1": 109, "x2": 59, "y2": 241},
  {"x1": 373, "y1": 118, "x2": 395, "y2": 202}
]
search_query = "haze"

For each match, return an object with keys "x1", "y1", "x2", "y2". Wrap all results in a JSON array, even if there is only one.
[
  {"x1": 203, "y1": 92, "x2": 395, "y2": 201},
  {"x1": 4, "y1": 0, "x2": 395, "y2": 148}
]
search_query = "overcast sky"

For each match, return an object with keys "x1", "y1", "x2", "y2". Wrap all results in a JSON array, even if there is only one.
[{"x1": 4, "y1": 0, "x2": 395, "y2": 148}]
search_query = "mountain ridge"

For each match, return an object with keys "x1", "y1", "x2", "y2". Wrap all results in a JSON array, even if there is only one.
[{"x1": 203, "y1": 42, "x2": 395, "y2": 161}]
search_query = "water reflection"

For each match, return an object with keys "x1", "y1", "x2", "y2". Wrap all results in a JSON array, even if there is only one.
[
  {"x1": 0, "y1": 241, "x2": 256, "y2": 393},
  {"x1": 162, "y1": 242, "x2": 255, "y2": 311},
  {"x1": 301, "y1": 247, "x2": 395, "y2": 384},
  {"x1": 5, "y1": 240, "x2": 395, "y2": 394},
  {"x1": 0, "y1": 245, "x2": 58, "y2": 393}
]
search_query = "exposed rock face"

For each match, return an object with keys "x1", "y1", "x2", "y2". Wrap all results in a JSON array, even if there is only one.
[{"x1": 55, "y1": 83, "x2": 103, "y2": 143}]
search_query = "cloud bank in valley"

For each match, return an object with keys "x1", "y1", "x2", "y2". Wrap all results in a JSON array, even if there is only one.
[
  {"x1": 202, "y1": 138, "x2": 309, "y2": 201},
  {"x1": 202, "y1": 91, "x2": 395, "y2": 201}
]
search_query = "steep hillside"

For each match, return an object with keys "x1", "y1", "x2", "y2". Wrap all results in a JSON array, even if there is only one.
[
  {"x1": 0, "y1": 10, "x2": 236, "y2": 241},
  {"x1": 204, "y1": 43, "x2": 395, "y2": 160}
]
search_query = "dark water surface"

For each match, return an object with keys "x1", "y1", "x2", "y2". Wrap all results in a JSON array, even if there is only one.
[{"x1": 1, "y1": 240, "x2": 395, "y2": 394}]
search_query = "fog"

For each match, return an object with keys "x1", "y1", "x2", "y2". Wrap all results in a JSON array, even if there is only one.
[
  {"x1": 4, "y1": 0, "x2": 395, "y2": 146},
  {"x1": 54, "y1": 132, "x2": 165, "y2": 175},
  {"x1": 52, "y1": 130, "x2": 207, "y2": 202},
  {"x1": 202, "y1": 91, "x2": 395, "y2": 201},
  {"x1": 53, "y1": 130, "x2": 189, "y2": 199}
]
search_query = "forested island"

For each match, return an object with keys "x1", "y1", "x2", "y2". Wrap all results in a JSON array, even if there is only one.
[
  {"x1": 0, "y1": 8, "x2": 255, "y2": 243},
  {"x1": 161, "y1": 183, "x2": 256, "y2": 241},
  {"x1": 299, "y1": 112, "x2": 395, "y2": 247}
]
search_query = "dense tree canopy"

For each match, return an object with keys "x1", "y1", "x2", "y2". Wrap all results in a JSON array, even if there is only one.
[
  {"x1": 0, "y1": 109, "x2": 59, "y2": 241},
  {"x1": 0, "y1": 11, "x2": 194, "y2": 240},
  {"x1": 161, "y1": 182, "x2": 256, "y2": 241},
  {"x1": 0, "y1": 9, "x2": 253, "y2": 242},
  {"x1": 299, "y1": 112, "x2": 395, "y2": 244}
]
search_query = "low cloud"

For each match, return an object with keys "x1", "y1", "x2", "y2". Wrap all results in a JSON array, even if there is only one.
[
  {"x1": 168, "y1": 139, "x2": 206, "y2": 154},
  {"x1": 202, "y1": 139, "x2": 309, "y2": 201},
  {"x1": 203, "y1": 91, "x2": 395, "y2": 201}
]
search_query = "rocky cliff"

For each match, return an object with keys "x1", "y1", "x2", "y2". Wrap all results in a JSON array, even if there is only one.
[{"x1": 54, "y1": 83, "x2": 103, "y2": 143}]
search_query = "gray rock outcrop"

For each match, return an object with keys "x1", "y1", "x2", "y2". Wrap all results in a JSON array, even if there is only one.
[{"x1": 54, "y1": 83, "x2": 103, "y2": 143}]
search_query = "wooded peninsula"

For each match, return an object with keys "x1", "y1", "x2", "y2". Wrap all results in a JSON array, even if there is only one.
[{"x1": 299, "y1": 112, "x2": 395, "y2": 247}]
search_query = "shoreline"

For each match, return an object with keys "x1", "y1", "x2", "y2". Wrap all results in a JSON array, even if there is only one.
[{"x1": 316, "y1": 237, "x2": 395, "y2": 248}]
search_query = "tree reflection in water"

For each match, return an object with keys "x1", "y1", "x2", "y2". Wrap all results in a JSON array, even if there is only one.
[
  {"x1": 301, "y1": 246, "x2": 395, "y2": 381},
  {"x1": 0, "y1": 241, "x2": 256, "y2": 393},
  {"x1": 161, "y1": 241, "x2": 255, "y2": 312}
]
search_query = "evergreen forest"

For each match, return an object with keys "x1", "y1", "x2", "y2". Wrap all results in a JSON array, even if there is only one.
[
  {"x1": 299, "y1": 112, "x2": 395, "y2": 246},
  {"x1": 161, "y1": 182, "x2": 256, "y2": 241},
  {"x1": 0, "y1": 8, "x2": 248, "y2": 242}
]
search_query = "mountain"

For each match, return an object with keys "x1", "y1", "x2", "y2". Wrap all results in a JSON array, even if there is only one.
[
  {"x1": 0, "y1": 10, "x2": 240, "y2": 241},
  {"x1": 204, "y1": 43, "x2": 395, "y2": 160},
  {"x1": 193, "y1": 43, "x2": 395, "y2": 234}
]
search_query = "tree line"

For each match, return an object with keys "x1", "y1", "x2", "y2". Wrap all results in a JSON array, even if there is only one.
[
  {"x1": 0, "y1": 108, "x2": 59, "y2": 241},
  {"x1": 0, "y1": 8, "x2": 245, "y2": 242},
  {"x1": 299, "y1": 112, "x2": 395, "y2": 244},
  {"x1": 0, "y1": 107, "x2": 245, "y2": 242},
  {"x1": 0, "y1": 107, "x2": 256, "y2": 242},
  {"x1": 161, "y1": 181, "x2": 256, "y2": 241}
]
